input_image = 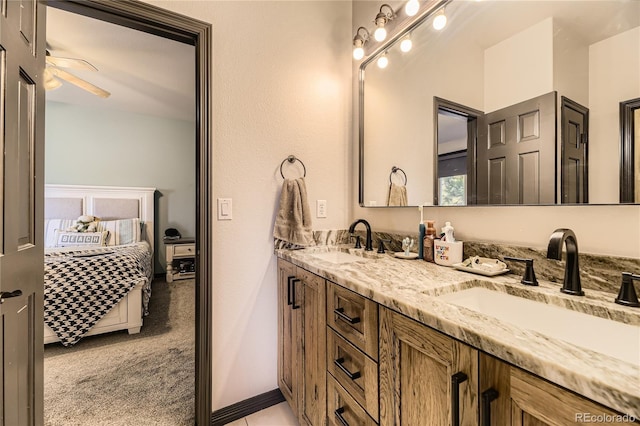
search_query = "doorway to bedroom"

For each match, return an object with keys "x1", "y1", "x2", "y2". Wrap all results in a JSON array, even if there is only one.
[{"x1": 42, "y1": 2, "x2": 211, "y2": 424}]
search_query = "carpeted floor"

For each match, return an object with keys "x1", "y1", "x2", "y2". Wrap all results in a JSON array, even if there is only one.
[{"x1": 44, "y1": 278, "x2": 195, "y2": 426}]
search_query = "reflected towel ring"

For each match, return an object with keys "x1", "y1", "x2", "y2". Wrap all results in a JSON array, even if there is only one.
[
  {"x1": 389, "y1": 166, "x2": 407, "y2": 185},
  {"x1": 280, "y1": 155, "x2": 307, "y2": 179}
]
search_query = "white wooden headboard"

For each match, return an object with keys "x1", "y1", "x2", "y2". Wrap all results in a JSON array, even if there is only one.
[{"x1": 44, "y1": 184, "x2": 157, "y2": 251}]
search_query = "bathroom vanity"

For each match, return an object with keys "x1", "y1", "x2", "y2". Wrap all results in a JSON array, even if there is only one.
[{"x1": 276, "y1": 247, "x2": 639, "y2": 425}]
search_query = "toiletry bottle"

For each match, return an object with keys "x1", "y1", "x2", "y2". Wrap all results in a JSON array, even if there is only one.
[
  {"x1": 442, "y1": 221, "x2": 455, "y2": 242},
  {"x1": 423, "y1": 220, "x2": 436, "y2": 262},
  {"x1": 418, "y1": 205, "x2": 425, "y2": 259}
]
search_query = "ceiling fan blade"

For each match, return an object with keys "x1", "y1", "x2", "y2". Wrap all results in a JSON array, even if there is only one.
[
  {"x1": 46, "y1": 56, "x2": 98, "y2": 71},
  {"x1": 43, "y1": 68, "x2": 62, "y2": 91},
  {"x1": 49, "y1": 68, "x2": 110, "y2": 98}
]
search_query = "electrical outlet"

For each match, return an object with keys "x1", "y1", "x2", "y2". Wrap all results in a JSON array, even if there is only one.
[{"x1": 316, "y1": 200, "x2": 327, "y2": 218}]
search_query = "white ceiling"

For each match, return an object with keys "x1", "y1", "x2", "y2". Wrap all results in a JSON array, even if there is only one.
[{"x1": 46, "y1": 7, "x2": 196, "y2": 122}]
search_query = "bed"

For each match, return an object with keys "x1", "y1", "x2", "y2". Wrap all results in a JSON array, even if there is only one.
[{"x1": 43, "y1": 184, "x2": 156, "y2": 346}]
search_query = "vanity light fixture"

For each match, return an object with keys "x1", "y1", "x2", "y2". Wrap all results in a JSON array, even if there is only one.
[
  {"x1": 374, "y1": 4, "x2": 395, "y2": 42},
  {"x1": 433, "y1": 8, "x2": 447, "y2": 30},
  {"x1": 400, "y1": 35, "x2": 412, "y2": 53},
  {"x1": 377, "y1": 53, "x2": 389, "y2": 69},
  {"x1": 352, "y1": 27, "x2": 370, "y2": 60},
  {"x1": 405, "y1": 0, "x2": 420, "y2": 17}
]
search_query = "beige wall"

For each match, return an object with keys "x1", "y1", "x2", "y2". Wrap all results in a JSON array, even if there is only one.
[
  {"x1": 589, "y1": 27, "x2": 640, "y2": 204},
  {"x1": 143, "y1": 0, "x2": 352, "y2": 409}
]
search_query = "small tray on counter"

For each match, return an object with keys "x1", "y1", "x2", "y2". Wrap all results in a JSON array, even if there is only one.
[{"x1": 452, "y1": 256, "x2": 509, "y2": 277}]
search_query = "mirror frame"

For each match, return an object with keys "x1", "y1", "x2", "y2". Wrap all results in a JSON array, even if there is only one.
[{"x1": 357, "y1": 0, "x2": 640, "y2": 208}]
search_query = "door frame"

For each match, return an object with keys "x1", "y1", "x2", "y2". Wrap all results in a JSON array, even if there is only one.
[
  {"x1": 433, "y1": 97, "x2": 483, "y2": 206},
  {"x1": 560, "y1": 96, "x2": 589, "y2": 204},
  {"x1": 620, "y1": 97, "x2": 640, "y2": 203},
  {"x1": 43, "y1": 1, "x2": 212, "y2": 424}
]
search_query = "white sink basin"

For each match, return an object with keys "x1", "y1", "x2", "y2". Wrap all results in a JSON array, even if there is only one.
[
  {"x1": 438, "y1": 287, "x2": 640, "y2": 366},
  {"x1": 310, "y1": 251, "x2": 368, "y2": 264}
]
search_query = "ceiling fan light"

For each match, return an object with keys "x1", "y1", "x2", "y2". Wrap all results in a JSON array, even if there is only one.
[{"x1": 44, "y1": 69, "x2": 62, "y2": 90}]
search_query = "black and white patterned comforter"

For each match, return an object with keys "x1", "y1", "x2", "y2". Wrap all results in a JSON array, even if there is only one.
[{"x1": 44, "y1": 242, "x2": 153, "y2": 347}]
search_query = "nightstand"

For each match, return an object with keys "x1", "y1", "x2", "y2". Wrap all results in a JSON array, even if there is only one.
[{"x1": 164, "y1": 238, "x2": 195, "y2": 282}]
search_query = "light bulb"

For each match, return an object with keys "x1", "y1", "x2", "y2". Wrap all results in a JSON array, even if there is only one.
[
  {"x1": 353, "y1": 46, "x2": 364, "y2": 60},
  {"x1": 377, "y1": 55, "x2": 388, "y2": 69},
  {"x1": 374, "y1": 26, "x2": 387, "y2": 42},
  {"x1": 433, "y1": 12, "x2": 447, "y2": 30},
  {"x1": 405, "y1": 0, "x2": 419, "y2": 17},
  {"x1": 400, "y1": 37, "x2": 412, "y2": 53}
]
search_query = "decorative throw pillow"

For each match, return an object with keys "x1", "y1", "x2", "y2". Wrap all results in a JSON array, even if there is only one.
[
  {"x1": 97, "y1": 218, "x2": 142, "y2": 246},
  {"x1": 44, "y1": 219, "x2": 77, "y2": 248},
  {"x1": 55, "y1": 230, "x2": 109, "y2": 247}
]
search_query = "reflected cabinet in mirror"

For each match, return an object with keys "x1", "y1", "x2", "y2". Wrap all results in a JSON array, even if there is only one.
[{"x1": 359, "y1": 0, "x2": 640, "y2": 207}]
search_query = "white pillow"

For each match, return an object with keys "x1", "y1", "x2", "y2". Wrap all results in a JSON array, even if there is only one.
[
  {"x1": 97, "y1": 218, "x2": 142, "y2": 246},
  {"x1": 55, "y1": 230, "x2": 109, "y2": 247},
  {"x1": 44, "y1": 219, "x2": 77, "y2": 248}
]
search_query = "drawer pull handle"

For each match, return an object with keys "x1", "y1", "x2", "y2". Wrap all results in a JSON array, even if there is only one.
[
  {"x1": 334, "y1": 407, "x2": 349, "y2": 426},
  {"x1": 291, "y1": 278, "x2": 300, "y2": 310},
  {"x1": 481, "y1": 388, "x2": 499, "y2": 426},
  {"x1": 334, "y1": 307, "x2": 360, "y2": 324},
  {"x1": 334, "y1": 357, "x2": 361, "y2": 380},
  {"x1": 451, "y1": 372, "x2": 468, "y2": 426},
  {"x1": 287, "y1": 276, "x2": 295, "y2": 306}
]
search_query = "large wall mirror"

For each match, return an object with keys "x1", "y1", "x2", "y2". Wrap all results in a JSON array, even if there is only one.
[{"x1": 359, "y1": 0, "x2": 640, "y2": 207}]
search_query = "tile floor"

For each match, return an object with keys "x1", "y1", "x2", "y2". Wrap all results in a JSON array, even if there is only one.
[{"x1": 226, "y1": 402, "x2": 298, "y2": 426}]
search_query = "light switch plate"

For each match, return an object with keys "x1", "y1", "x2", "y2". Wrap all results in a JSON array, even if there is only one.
[
  {"x1": 217, "y1": 198, "x2": 232, "y2": 220},
  {"x1": 316, "y1": 200, "x2": 327, "y2": 218}
]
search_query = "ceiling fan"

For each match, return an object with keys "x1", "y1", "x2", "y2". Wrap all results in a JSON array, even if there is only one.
[{"x1": 44, "y1": 50, "x2": 111, "y2": 98}]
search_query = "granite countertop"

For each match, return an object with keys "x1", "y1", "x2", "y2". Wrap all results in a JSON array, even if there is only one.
[{"x1": 276, "y1": 245, "x2": 640, "y2": 418}]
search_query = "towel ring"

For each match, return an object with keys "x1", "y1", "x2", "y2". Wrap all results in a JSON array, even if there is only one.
[
  {"x1": 389, "y1": 166, "x2": 407, "y2": 185},
  {"x1": 280, "y1": 155, "x2": 307, "y2": 179}
]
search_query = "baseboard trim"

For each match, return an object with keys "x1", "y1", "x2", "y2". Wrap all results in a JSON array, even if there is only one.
[{"x1": 211, "y1": 388, "x2": 285, "y2": 426}]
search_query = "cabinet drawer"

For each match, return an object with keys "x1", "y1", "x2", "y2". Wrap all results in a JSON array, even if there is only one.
[
  {"x1": 327, "y1": 328, "x2": 378, "y2": 420},
  {"x1": 328, "y1": 374, "x2": 377, "y2": 426},
  {"x1": 327, "y1": 282, "x2": 378, "y2": 360},
  {"x1": 173, "y1": 244, "x2": 195, "y2": 257}
]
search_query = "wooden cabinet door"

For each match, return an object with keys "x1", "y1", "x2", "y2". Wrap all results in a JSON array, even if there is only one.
[
  {"x1": 481, "y1": 353, "x2": 634, "y2": 426},
  {"x1": 379, "y1": 307, "x2": 478, "y2": 426},
  {"x1": 297, "y1": 267, "x2": 327, "y2": 426},
  {"x1": 277, "y1": 259, "x2": 299, "y2": 418},
  {"x1": 509, "y1": 367, "x2": 631, "y2": 426}
]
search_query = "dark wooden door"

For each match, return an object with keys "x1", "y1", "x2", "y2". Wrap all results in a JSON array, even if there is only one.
[
  {"x1": 561, "y1": 97, "x2": 589, "y2": 204},
  {"x1": 0, "y1": 1, "x2": 46, "y2": 423},
  {"x1": 477, "y1": 92, "x2": 556, "y2": 204}
]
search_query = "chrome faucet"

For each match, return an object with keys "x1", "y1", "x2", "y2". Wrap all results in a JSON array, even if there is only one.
[
  {"x1": 547, "y1": 228, "x2": 584, "y2": 296},
  {"x1": 348, "y1": 219, "x2": 373, "y2": 251}
]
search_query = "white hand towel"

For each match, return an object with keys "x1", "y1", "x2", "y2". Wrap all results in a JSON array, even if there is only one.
[
  {"x1": 273, "y1": 177, "x2": 315, "y2": 247},
  {"x1": 387, "y1": 183, "x2": 408, "y2": 206}
]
